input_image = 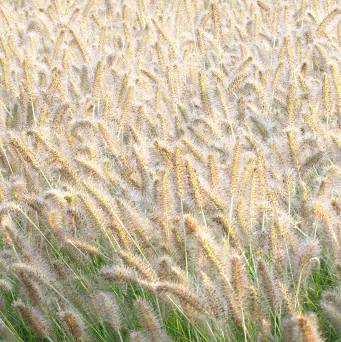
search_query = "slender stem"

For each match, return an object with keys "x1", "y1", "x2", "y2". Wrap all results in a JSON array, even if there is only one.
[{"x1": 180, "y1": 198, "x2": 189, "y2": 278}]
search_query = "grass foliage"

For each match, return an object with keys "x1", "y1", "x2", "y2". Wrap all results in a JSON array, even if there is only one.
[{"x1": 0, "y1": 0, "x2": 340, "y2": 341}]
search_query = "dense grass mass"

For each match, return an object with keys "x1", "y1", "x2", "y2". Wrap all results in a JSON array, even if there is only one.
[{"x1": 0, "y1": 0, "x2": 340, "y2": 341}]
